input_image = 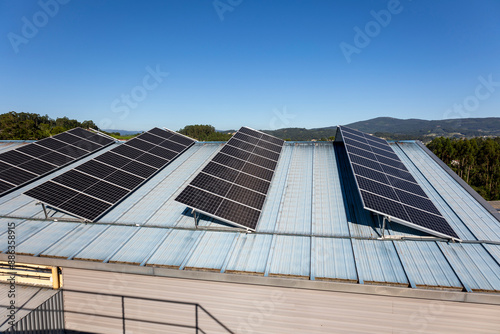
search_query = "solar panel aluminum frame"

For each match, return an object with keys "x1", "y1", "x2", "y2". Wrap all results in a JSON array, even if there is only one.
[
  {"x1": 337, "y1": 126, "x2": 461, "y2": 241},
  {"x1": 28, "y1": 128, "x2": 196, "y2": 222},
  {"x1": 162, "y1": 127, "x2": 197, "y2": 143},
  {"x1": 179, "y1": 191, "x2": 258, "y2": 231},
  {"x1": 0, "y1": 128, "x2": 115, "y2": 197},
  {"x1": 176, "y1": 126, "x2": 284, "y2": 231}
]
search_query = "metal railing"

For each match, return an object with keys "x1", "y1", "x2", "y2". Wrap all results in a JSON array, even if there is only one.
[
  {"x1": 62, "y1": 289, "x2": 234, "y2": 334},
  {"x1": 6, "y1": 290, "x2": 64, "y2": 333}
]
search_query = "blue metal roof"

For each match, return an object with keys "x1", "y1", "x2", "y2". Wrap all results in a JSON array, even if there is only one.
[{"x1": 0, "y1": 139, "x2": 499, "y2": 293}]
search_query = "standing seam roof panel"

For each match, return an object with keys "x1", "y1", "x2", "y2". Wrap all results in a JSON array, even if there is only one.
[
  {"x1": 399, "y1": 143, "x2": 500, "y2": 241},
  {"x1": 275, "y1": 144, "x2": 313, "y2": 235},
  {"x1": 437, "y1": 242, "x2": 500, "y2": 292},
  {"x1": 313, "y1": 237, "x2": 357, "y2": 281},
  {"x1": 224, "y1": 233, "x2": 273, "y2": 274},
  {"x1": 312, "y1": 144, "x2": 349, "y2": 237},
  {"x1": 392, "y1": 240, "x2": 462, "y2": 289},
  {"x1": 146, "y1": 143, "x2": 221, "y2": 227},
  {"x1": 257, "y1": 144, "x2": 294, "y2": 232},
  {"x1": 391, "y1": 143, "x2": 475, "y2": 240}
]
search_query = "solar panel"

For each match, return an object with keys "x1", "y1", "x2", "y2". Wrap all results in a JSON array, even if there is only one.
[
  {"x1": 175, "y1": 126, "x2": 285, "y2": 230},
  {"x1": 0, "y1": 128, "x2": 114, "y2": 197},
  {"x1": 25, "y1": 128, "x2": 195, "y2": 221},
  {"x1": 338, "y1": 125, "x2": 459, "y2": 240}
]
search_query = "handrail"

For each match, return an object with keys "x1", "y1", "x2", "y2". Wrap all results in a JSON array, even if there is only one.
[{"x1": 63, "y1": 289, "x2": 234, "y2": 333}]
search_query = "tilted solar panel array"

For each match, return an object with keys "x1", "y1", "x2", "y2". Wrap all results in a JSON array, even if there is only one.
[
  {"x1": 338, "y1": 125, "x2": 459, "y2": 239},
  {"x1": 25, "y1": 127, "x2": 195, "y2": 221},
  {"x1": 175, "y1": 126, "x2": 285, "y2": 230},
  {"x1": 0, "y1": 128, "x2": 114, "y2": 197}
]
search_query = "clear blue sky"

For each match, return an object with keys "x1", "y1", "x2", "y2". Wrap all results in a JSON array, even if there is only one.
[{"x1": 1, "y1": 0, "x2": 499, "y2": 131}]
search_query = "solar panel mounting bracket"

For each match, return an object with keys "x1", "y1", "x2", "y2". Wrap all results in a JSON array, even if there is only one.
[
  {"x1": 37, "y1": 201, "x2": 49, "y2": 219},
  {"x1": 35, "y1": 201, "x2": 86, "y2": 223}
]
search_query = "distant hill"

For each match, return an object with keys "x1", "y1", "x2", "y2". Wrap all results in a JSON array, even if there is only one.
[
  {"x1": 262, "y1": 117, "x2": 500, "y2": 141},
  {"x1": 347, "y1": 117, "x2": 500, "y2": 139}
]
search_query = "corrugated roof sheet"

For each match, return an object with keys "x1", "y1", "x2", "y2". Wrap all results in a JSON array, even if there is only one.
[{"x1": 0, "y1": 139, "x2": 499, "y2": 293}]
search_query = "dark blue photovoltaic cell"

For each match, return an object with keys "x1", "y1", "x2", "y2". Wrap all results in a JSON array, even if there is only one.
[
  {"x1": 216, "y1": 199, "x2": 261, "y2": 230},
  {"x1": 213, "y1": 152, "x2": 246, "y2": 170},
  {"x1": 38, "y1": 151, "x2": 74, "y2": 166},
  {"x1": 76, "y1": 160, "x2": 116, "y2": 179},
  {"x1": 220, "y1": 145, "x2": 252, "y2": 161},
  {"x1": 356, "y1": 175, "x2": 399, "y2": 201},
  {"x1": 70, "y1": 139, "x2": 102, "y2": 152},
  {"x1": 25, "y1": 181, "x2": 79, "y2": 207},
  {"x1": 227, "y1": 138, "x2": 255, "y2": 152},
  {"x1": 343, "y1": 137, "x2": 373, "y2": 152},
  {"x1": 233, "y1": 132, "x2": 260, "y2": 145},
  {"x1": 226, "y1": 185, "x2": 265, "y2": 210},
  {"x1": 175, "y1": 126, "x2": 283, "y2": 230},
  {"x1": 257, "y1": 139, "x2": 282, "y2": 153},
  {"x1": 253, "y1": 146, "x2": 280, "y2": 161},
  {"x1": 365, "y1": 137, "x2": 393, "y2": 152},
  {"x1": 140, "y1": 132, "x2": 165, "y2": 145},
  {"x1": 36, "y1": 138, "x2": 67, "y2": 151},
  {"x1": 0, "y1": 180, "x2": 14, "y2": 194},
  {"x1": 135, "y1": 153, "x2": 169, "y2": 169},
  {"x1": 370, "y1": 146, "x2": 400, "y2": 161},
  {"x1": 95, "y1": 152, "x2": 133, "y2": 168},
  {"x1": 239, "y1": 127, "x2": 263, "y2": 139},
  {"x1": 404, "y1": 205, "x2": 458, "y2": 239},
  {"x1": 113, "y1": 144, "x2": 144, "y2": 159},
  {"x1": 149, "y1": 127, "x2": 175, "y2": 139},
  {"x1": 57, "y1": 193, "x2": 111, "y2": 221},
  {"x1": 191, "y1": 173, "x2": 231, "y2": 197},
  {"x1": 342, "y1": 131, "x2": 368, "y2": 143},
  {"x1": 53, "y1": 170, "x2": 100, "y2": 192},
  {"x1": 16, "y1": 143, "x2": 52, "y2": 157},
  {"x1": 360, "y1": 190, "x2": 410, "y2": 222},
  {"x1": 339, "y1": 125, "x2": 458, "y2": 239},
  {"x1": 0, "y1": 128, "x2": 112, "y2": 197},
  {"x1": 0, "y1": 129, "x2": 108, "y2": 195},
  {"x1": 260, "y1": 132, "x2": 284, "y2": 146},
  {"x1": 352, "y1": 163, "x2": 389, "y2": 184},
  {"x1": 158, "y1": 140, "x2": 185, "y2": 153},
  {"x1": 339, "y1": 126, "x2": 365, "y2": 138},
  {"x1": 176, "y1": 185, "x2": 223, "y2": 215},
  {"x1": 242, "y1": 162, "x2": 274, "y2": 181},
  {"x1": 0, "y1": 167, "x2": 37, "y2": 185},
  {"x1": 380, "y1": 164, "x2": 416, "y2": 183},
  {"x1": 19, "y1": 159, "x2": 59, "y2": 175},
  {"x1": 386, "y1": 175, "x2": 427, "y2": 197},
  {"x1": 0, "y1": 151, "x2": 33, "y2": 165},
  {"x1": 125, "y1": 138, "x2": 156, "y2": 152},
  {"x1": 247, "y1": 154, "x2": 277, "y2": 170},
  {"x1": 395, "y1": 189, "x2": 441, "y2": 215},
  {"x1": 168, "y1": 134, "x2": 195, "y2": 146},
  {"x1": 234, "y1": 172, "x2": 270, "y2": 194},
  {"x1": 120, "y1": 161, "x2": 156, "y2": 179},
  {"x1": 25, "y1": 127, "x2": 195, "y2": 221},
  {"x1": 348, "y1": 153, "x2": 383, "y2": 172},
  {"x1": 375, "y1": 154, "x2": 408, "y2": 171},
  {"x1": 202, "y1": 162, "x2": 240, "y2": 183},
  {"x1": 346, "y1": 146, "x2": 377, "y2": 160},
  {"x1": 55, "y1": 132, "x2": 82, "y2": 145}
]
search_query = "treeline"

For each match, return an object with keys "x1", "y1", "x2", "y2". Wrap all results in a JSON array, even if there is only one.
[
  {"x1": 178, "y1": 125, "x2": 232, "y2": 141},
  {"x1": 0, "y1": 111, "x2": 98, "y2": 140},
  {"x1": 427, "y1": 137, "x2": 500, "y2": 200}
]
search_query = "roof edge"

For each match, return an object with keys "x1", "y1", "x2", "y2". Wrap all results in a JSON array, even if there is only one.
[
  {"x1": 416, "y1": 141, "x2": 500, "y2": 223},
  {"x1": 3, "y1": 253, "x2": 499, "y2": 306}
]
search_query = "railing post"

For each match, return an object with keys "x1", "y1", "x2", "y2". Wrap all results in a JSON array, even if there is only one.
[
  {"x1": 196, "y1": 304, "x2": 199, "y2": 334},
  {"x1": 122, "y1": 296, "x2": 126, "y2": 334}
]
